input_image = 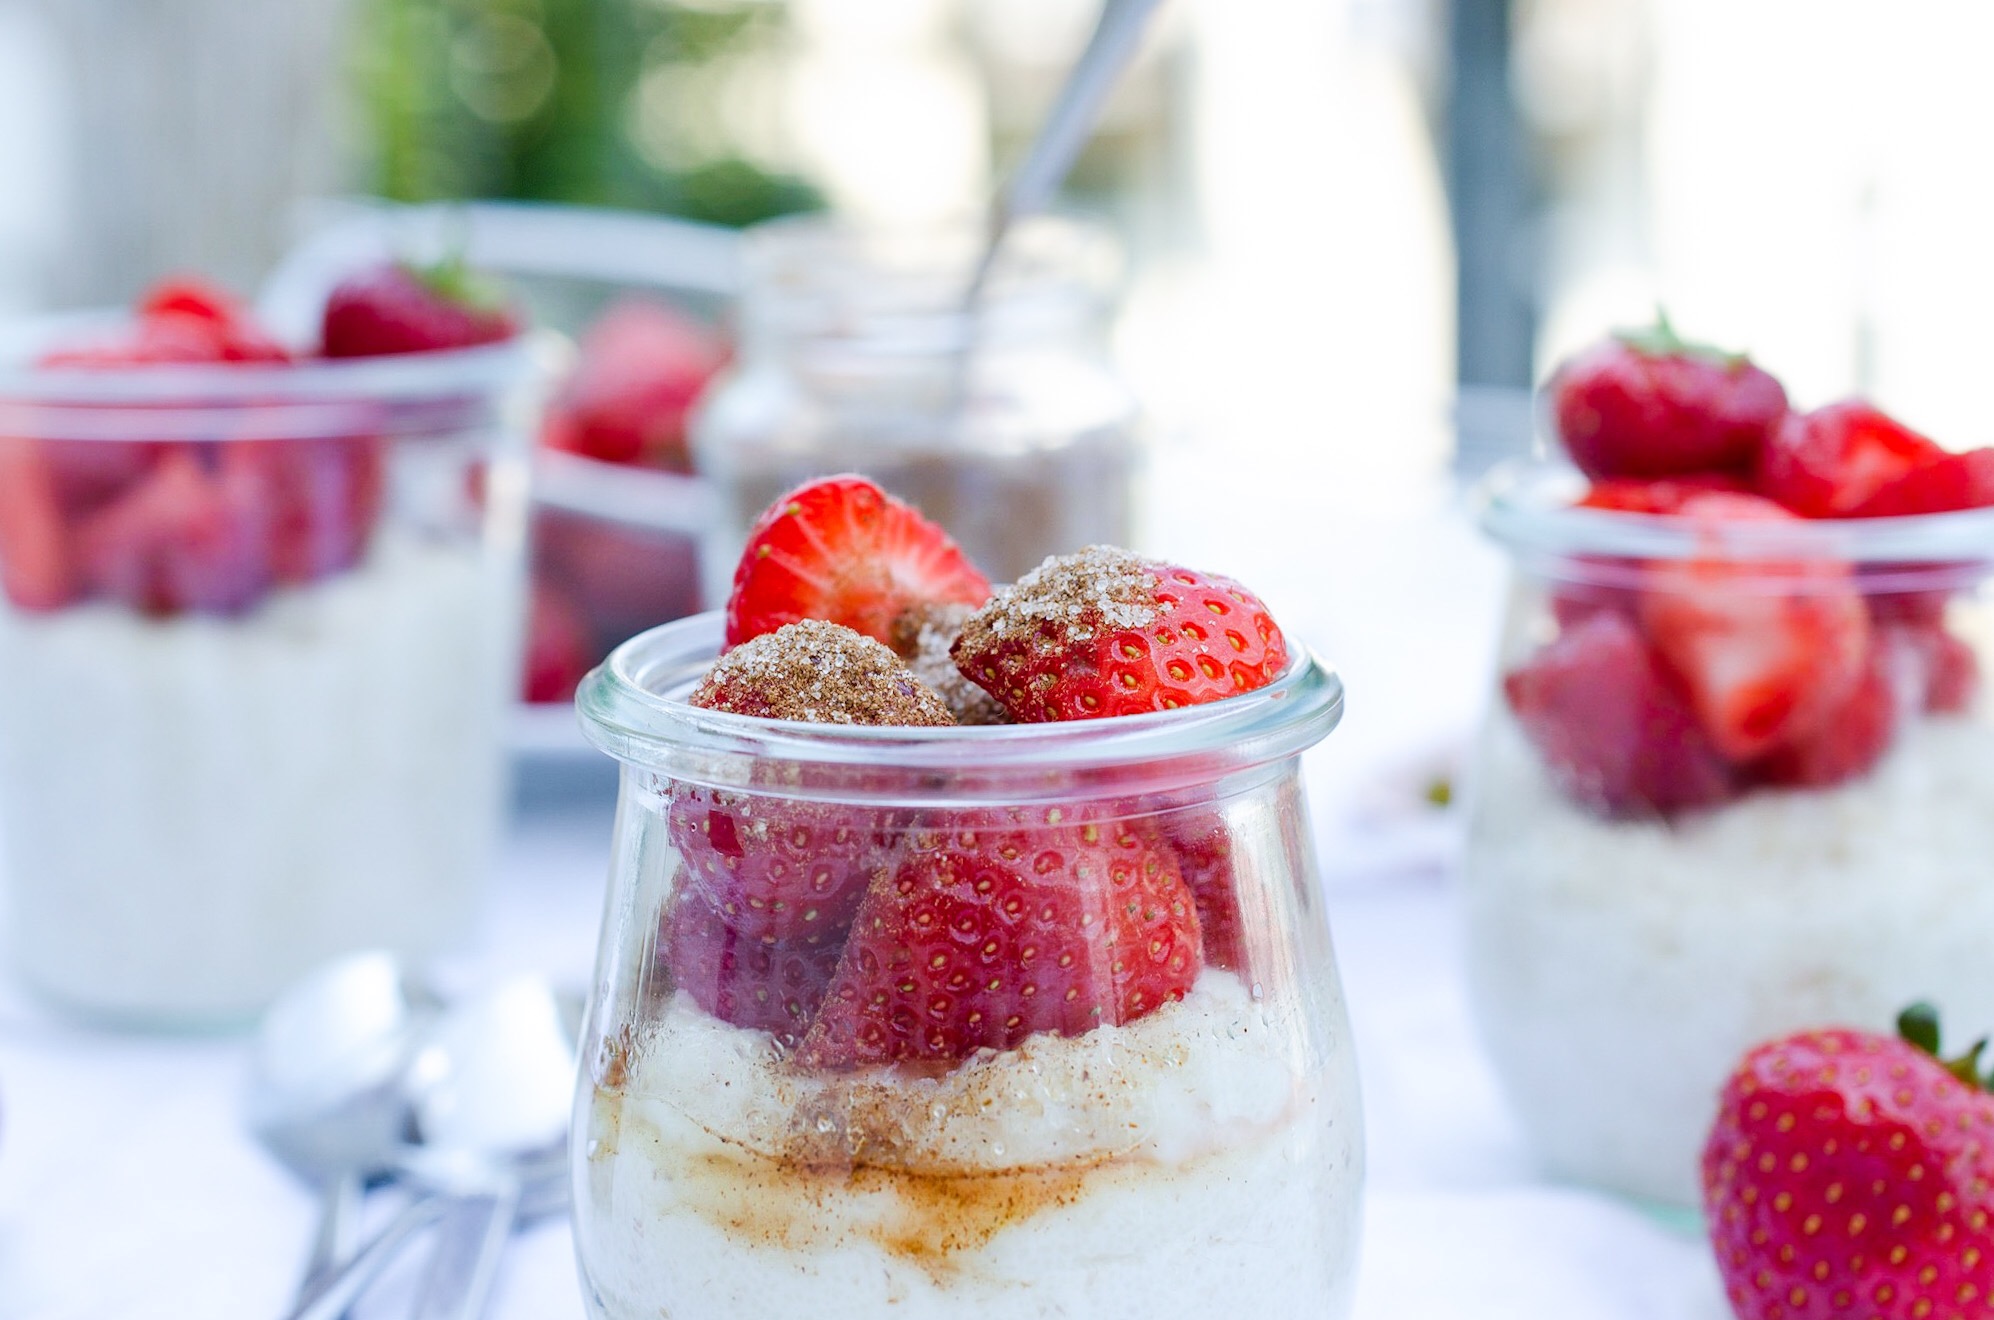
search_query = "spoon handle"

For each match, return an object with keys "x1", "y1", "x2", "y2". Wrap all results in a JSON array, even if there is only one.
[
  {"x1": 297, "y1": 1169, "x2": 365, "y2": 1299},
  {"x1": 406, "y1": 1184, "x2": 522, "y2": 1320},
  {"x1": 284, "y1": 1193, "x2": 446, "y2": 1320}
]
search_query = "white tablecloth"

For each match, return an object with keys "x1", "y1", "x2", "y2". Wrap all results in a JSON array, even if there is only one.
[{"x1": 0, "y1": 481, "x2": 1737, "y2": 1319}]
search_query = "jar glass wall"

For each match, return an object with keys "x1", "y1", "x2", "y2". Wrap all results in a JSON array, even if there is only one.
[
  {"x1": 572, "y1": 613, "x2": 1362, "y2": 1320},
  {"x1": 689, "y1": 216, "x2": 1138, "y2": 603},
  {"x1": 1464, "y1": 461, "x2": 1994, "y2": 1207},
  {"x1": 0, "y1": 337, "x2": 546, "y2": 1025}
]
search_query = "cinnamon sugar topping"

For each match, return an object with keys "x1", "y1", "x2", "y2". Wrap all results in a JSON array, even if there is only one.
[
  {"x1": 889, "y1": 602, "x2": 1009, "y2": 726},
  {"x1": 694, "y1": 620, "x2": 956, "y2": 726},
  {"x1": 953, "y1": 545, "x2": 1161, "y2": 659}
]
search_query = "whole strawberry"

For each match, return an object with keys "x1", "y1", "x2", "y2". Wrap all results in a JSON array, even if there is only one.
[
  {"x1": 320, "y1": 259, "x2": 518, "y2": 358},
  {"x1": 1550, "y1": 316, "x2": 1788, "y2": 480},
  {"x1": 951, "y1": 545, "x2": 1289, "y2": 723},
  {"x1": 1703, "y1": 1006, "x2": 1994, "y2": 1320}
]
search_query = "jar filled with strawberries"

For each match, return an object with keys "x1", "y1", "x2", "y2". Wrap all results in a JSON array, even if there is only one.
[{"x1": 1465, "y1": 316, "x2": 1994, "y2": 1207}]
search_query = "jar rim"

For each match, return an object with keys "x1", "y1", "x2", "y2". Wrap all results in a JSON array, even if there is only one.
[
  {"x1": 1476, "y1": 457, "x2": 1994, "y2": 566},
  {"x1": 576, "y1": 612, "x2": 1344, "y2": 801}
]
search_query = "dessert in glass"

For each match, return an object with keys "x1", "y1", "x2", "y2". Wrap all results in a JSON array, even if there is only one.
[
  {"x1": 571, "y1": 476, "x2": 1362, "y2": 1318},
  {"x1": 689, "y1": 216, "x2": 1138, "y2": 604},
  {"x1": 1463, "y1": 320, "x2": 1994, "y2": 1207},
  {"x1": 0, "y1": 274, "x2": 543, "y2": 1025}
]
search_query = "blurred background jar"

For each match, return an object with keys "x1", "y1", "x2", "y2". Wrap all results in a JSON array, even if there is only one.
[{"x1": 690, "y1": 214, "x2": 1138, "y2": 599}]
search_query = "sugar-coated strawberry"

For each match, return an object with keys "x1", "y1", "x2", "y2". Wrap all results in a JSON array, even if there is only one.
[
  {"x1": 797, "y1": 808, "x2": 1202, "y2": 1069},
  {"x1": 1636, "y1": 492, "x2": 1869, "y2": 760},
  {"x1": 0, "y1": 438, "x2": 76, "y2": 611},
  {"x1": 1752, "y1": 644, "x2": 1898, "y2": 789},
  {"x1": 320, "y1": 260, "x2": 518, "y2": 358},
  {"x1": 1703, "y1": 1008, "x2": 1994, "y2": 1320},
  {"x1": 521, "y1": 574, "x2": 597, "y2": 705},
  {"x1": 665, "y1": 785, "x2": 888, "y2": 950},
  {"x1": 1756, "y1": 402, "x2": 1945, "y2": 518},
  {"x1": 74, "y1": 449, "x2": 273, "y2": 616},
  {"x1": 659, "y1": 886, "x2": 843, "y2": 1050},
  {"x1": 1550, "y1": 318, "x2": 1788, "y2": 480},
  {"x1": 541, "y1": 299, "x2": 726, "y2": 472},
  {"x1": 888, "y1": 601, "x2": 1008, "y2": 726},
  {"x1": 952, "y1": 546, "x2": 1289, "y2": 723},
  {"x1": 1852, "y1": 448, "x2": 1994, "y2": 518},
  {"x1": 724, "y1": 475, "x2": 991, "y2": 650},
  {"x1": 691, "y1": 619, "x2": 956, "y2": 726},
  {"x1": 222, "y1": 437, "x2": 386, "y2": 585},
  {"x1": 1504, "y1": 610, "x2": 1737, "y2": 818}
]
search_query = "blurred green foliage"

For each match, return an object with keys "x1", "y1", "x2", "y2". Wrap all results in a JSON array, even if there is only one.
[{"x1": 355, "y1": 0, "x2": 819, "y2": 227}]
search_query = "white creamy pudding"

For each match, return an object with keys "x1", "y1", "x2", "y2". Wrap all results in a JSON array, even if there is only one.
[
  {"x1": 577, "y1": 970, "x2": 1362, "y2": 1320},
  {"x1": 1465, "y1": 708, "x2": 1994, "y2": 1206},
  {"x1": 0, "y1": 534, "x2": 517, "y2": 1023}
]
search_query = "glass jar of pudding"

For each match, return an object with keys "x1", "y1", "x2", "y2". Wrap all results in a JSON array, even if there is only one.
[
  {"x1": 689, "y1": 216, "x2": 1137, "y2": 604},
  {"x1": 1464, "y1": 460, "x2": 1994, "y2": 1208},
  {"x1": 0, "y1": 337, "x2": 547, "y2": 1025},
  {"x1": 572, "y1": 613, "x2": 1362, "y2": 1320}
]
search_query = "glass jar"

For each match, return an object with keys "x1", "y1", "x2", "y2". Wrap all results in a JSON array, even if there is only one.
[
  {"x1": 0, "y1": 335, "x2": 547, "y2": 1026},
  {"x1": 689, "y1": 216, "x2": 1138, "y2": 603},
  {"x1": 1465, "y1": 460, "x2": 1994, "y2": 1207},
  {"x1": 572, "y1": 613, "x2": 1362, "y2": 1320}
]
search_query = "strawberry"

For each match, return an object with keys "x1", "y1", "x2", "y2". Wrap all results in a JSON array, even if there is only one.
[
  {"x1": 1853, "y1": 449, "x2": 1994, "y2": 518},
  {"x1": 1703, "y1": 1006, "x2": 1994, "y2": 1320},
  {"x1": 521, "y1": 573, "x2": 597, "y2": 704},
  {"x1": 1549, "y1": 317, "x2": 1788, "y2": 480},
  {"x1": 1503, "y1": 610, "x2": 1738, "y2": 818},
  {"x1": 1636, "y1": 492, "x2": 1869, "y2": 760},
  {"x1": 0, "y1": 437, "x2": 76, "y2": 611},
  {"x1": 659, "y1": 885, "x2": 843, "y2": 1050},
  {"x1": 41, "y1": 277, "x2": 290, "y2": 366},
  {"x1": 222, "y1": 437, "x2": 386, "y2": 586},
  {"x1": 532, "y1": 509, "x2": 701, "y2": 655},
  {"x1": 74, "y1": 448, "x2": 273, "y2": 616},
  {"x1": 320, "y1": 260, "x2": 518, "y2": 358},
  {"x1": 1757, "y1": 402, "x2": 1946, "y2": 518},
  {"x1": 952, "y1": 546, "x2": 1289, "y2": 723},
  {"x1": 724, "y1": 475, "x2": 991, "y2": 649},
  {"x1": 1159, "y1": 810, "x2": 1248, "y2": 972},
  {"x1": 691, "y1": 619, "x2": 956, "y2": 727},
  {"x1": 541, "y1": 299, "x2": 727, "y2": 472},
  {"x1": 665, "y1": 785, "x2": 889, "y2": 950},
  {"x1": 1880, "y1": 621, "x2": 1981, "y2": 715},
  {"x1": 797, "y1": 808, "x2": 1202, "y2": 1069},
  {"x1": 1578, "y1": 474, "x2": 1755, "y2": 514},
  {"x1": 1752, "y1": 644, "x2": 1899, "y2": 789}
]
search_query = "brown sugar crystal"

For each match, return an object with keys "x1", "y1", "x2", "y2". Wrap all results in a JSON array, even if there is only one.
[
  {"x1": 693, "y1": 620, "x2": 956, "y2": 727},
  {"x1": 888, "y1": 602, "x2": 1009, "y2": 726},
  {"x1": 952, "y1": 545, "x2": 1161, "y2": 667}
]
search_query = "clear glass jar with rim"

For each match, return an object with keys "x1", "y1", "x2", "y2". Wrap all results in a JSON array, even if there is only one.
[
  {"x1": 688, "y1": 215, "x2": 1138, "y2": 603},
  {"x1": 1465, "y1": 459, "x2": 1994, "y2": 1208},
  {"x1": 0, "y1": 329, "x2": 549, "y2": 1026},
  {"x1": 571, "y1": 611, "x2": 1363, "y2": 1320}
]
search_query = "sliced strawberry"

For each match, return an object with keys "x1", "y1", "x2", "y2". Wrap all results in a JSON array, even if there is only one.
[
  {"x1": 74, "y1": 449, "x2": 273, "y2": 616},
  {"x1": 1635, "y1": 492, "x2": 1869, "y2": 760},
  {"x1": 1751, "y1": 643, "x2": 1898, "y2": 789},
  {"x1": 724, "y1": 475, "x2": 991, "y2": 649},
  {"x1": 1576, "y1": 474, "x2": 1753, "y2": 514},
  {"x1": 521, "y1": 574, "x2": 597, "y2": 704},
  {"x1": 797, "y1": 808, "x2": 1202, "y2": 1069},
  {"x1": 0, "y1": 437, "x2": 76, "y2": 611},
  {"x1": 1159, "y1": 810, "x2": 1247, "y2": 972},
  {"x1": 659, "y1": 885, "x2": 843, "y2": 1050},
  {"x1": 41, "y1": 439, "x2": 161, "y2": 519},
  {"x1": 40, "y1": 277, "x2": 290, "y2": 365},
  {"x1": 1755, "y1": 401, "x2": 1944, "y2": 518},
  {"x1": 223, "y1": 436, "x2": 386, "y2": 585},
  {"x1": 665, "y1": 785, "x2": 889, "y2": 949},
  {"x1": 1503, "y1": 610, "x2": 1738, "y2": 818},
  {"x1": 1850, "y1": 447, "x2": 1994, "y2": 517},
  {"x1": 541, "y1": 299, "x2": 727, "y2": 472},
  {"x1": 1880, "y1": 620, "x2": 1981, "y2": 715}
]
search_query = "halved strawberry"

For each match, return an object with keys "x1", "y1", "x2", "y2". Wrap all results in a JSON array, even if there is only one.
[
  {"x1": 0, "y1": 437, "x2": 76, "y2": 611},
  {"x1": 74, "y1": 448, "x2": 273, "y2": 616},
  {"x1": 1577, "y1": 475, "x2": 1754, "y2": 514},
  {"x1": 1851, "y1": 447, "x2": 1994, "y2": 517},
  {"x1": 1751, "y1": 643, "x2": 1899, "y2": 789},
  {"x1": 1159, "y1": 810, "x2": 1248, "y2": 972},
  {"x1": 521, "y1": 574, "x2": 597, "y2": 705},
  {"x1": 222, "y1": 436, "x2": 386, "y2": 585},
  {"x1": 659, "y1": 885, "x2": 843, "y2": 1050},
  {"x1": 1635, "y1": 492, "x2": 1869, "y2": 760},
  {"x1": 541, "y1": 298, "x2": 727, "y2": 472},
  {"x1": 797, "y1": 808, "x2": 1202, "y2": 1069},
  {"x1": 42, "y1": 277, "x2": 291, "y2": 365},
  {"x1": 1755, "y1": 401, "x2": 1943, "y2": 518},
  {"x1": 1503, "y1": 610, "x2": 1738, "y2": 818},
  {"x1": 1879, "y1": 620, "x2": 1981, "y2": 715},
  {"x1": 723, "y1": 475, "x2": 991, "y2": 649}
]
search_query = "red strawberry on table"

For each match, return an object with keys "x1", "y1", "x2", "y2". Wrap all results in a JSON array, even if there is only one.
[
  {"x1": 1636, "y1": 492, "x2": 1869, "y2": 761},
  {"x1": 797, "y1": 808, "x2": 1203, "y2": 1069},
  {"x1": 952, "y1": 546, "x2": 1289, "y2": 723},
  {"x1": 320, "y1": 259, "x2": 518, "y2": 358},
  {"x1": 1503, "y1": 610, "x2": 1737, "y2": 818},
  {"x1": 1756, "y1": 401, "x2": 1945, "y2": 518},
  {"x1": 659, "y1": 886, "x2": 843, "y2": 1051},
  {"x1": 1703, "y1": 1006, "x2": 1994, "y2": 1320},
  {"x1": 1852, "y1": 448, "x2": 1994, "y2": 518},
  {"x1": 542, "y1": 299, "x2": 727, "y2": 472},
  {"x1": 1549, "y1": 316, "x2": 1788, "y2": 480},
  {"x1": 724, "y1": 475, "x2": 991, "y2": 650}
]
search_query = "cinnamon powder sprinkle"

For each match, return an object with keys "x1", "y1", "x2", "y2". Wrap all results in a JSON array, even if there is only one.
[
  {"x1": 694, "y1": 620, "x2": 956, "y2": 726},
  {"x1": 889, "y1": 601, "x2": 1009, "y2": 726},
  {"x1": 952, "y1": 545, "x2": 1161, "y2": 661}
]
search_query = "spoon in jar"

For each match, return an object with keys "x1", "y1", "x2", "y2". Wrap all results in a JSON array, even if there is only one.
[{"x1": 246, "y1": 951, "x2": 438, "y2": 1301}]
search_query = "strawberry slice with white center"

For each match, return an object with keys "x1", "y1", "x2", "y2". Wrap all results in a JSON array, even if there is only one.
[
  {"x1": 1636, "y1": 492, "x2": 1869, "y2": 760},
  {"x1": 0, "y1": 438, "x2": 76, "y2": 611},
  {"x1": 724, "y1": 475, "x2": 991, "y2": 649}
]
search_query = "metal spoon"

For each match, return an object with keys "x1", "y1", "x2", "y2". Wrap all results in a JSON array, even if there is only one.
[{"x1": 246, "y1": 951, "x2": 437, "y2": 1300}]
